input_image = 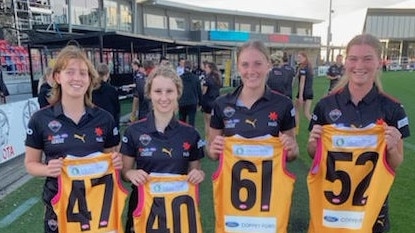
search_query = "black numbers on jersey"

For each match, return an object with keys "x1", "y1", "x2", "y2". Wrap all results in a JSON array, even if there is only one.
[
  {"x1": 146, "y1": 195, "x2": 198, "y2": 233},
  {"x1": 67, "y1": 174, "x2": 114, "y2": 231},
  {"x1": 325, "y1": 151, "x2": 378, "y2": 206},
  {"x1": 231, "y1": 160, "x2": 273, "y2": 212}
]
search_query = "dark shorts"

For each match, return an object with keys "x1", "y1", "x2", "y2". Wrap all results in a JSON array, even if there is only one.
[
  {"x1": 296, "y1": 90, "x2": 313, "y2": 100},
  {"x1": 44, "y1": 204, "x2": 58, "y2": 233}
]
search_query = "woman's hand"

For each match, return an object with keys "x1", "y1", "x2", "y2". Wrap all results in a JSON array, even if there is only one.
[
  {"x1": 125, "y1": 169, "x2": 150, "y2": 186},
  {"x1": 279, "y1": 132, "x2": 299, "y2": 161},
  {"x1": 46, "y1": 158, "x2": 64, "y2": 178},
  {"x1": 111, "y1": 152, "x2": 123, "y2": 170},
  {"x1": 307, "y1": 124, "x2": 323, "y2": 158},
  {"x1": 187, "y1": 168, "x2": 205, "y2": 184},
  {"x1": 209, "y1": 135, "x2": 225, "y2": 160}
]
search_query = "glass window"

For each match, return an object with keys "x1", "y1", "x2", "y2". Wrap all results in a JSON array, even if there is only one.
[
  {"x1": 254, "y1": 24, "x2": 260, "y2": 33},
  {"x1": 235, "y1": 23, "x2": 251, "y2": 32},
  {"x1": 217, "y1": 21, "x2": 229, "y2": 30},
  {"x1": 261, "y1": 25, "x2": 274, "y2": 34},
  {"x1": 104, "y1": 0, "x2": 117, "y2": 29},
  {"x1": 204, "y1": 20, "x2": 215, "y2": 30},
  {"x1": 71, "y1": 0, "x2": 100, "y2": 27},
  {"x1": 170, "y1": 17, "x2": 185, "y2": 31},
  {"x1": 191, "y1": 19, "x2": 202, "y2": 30},
  {"x1": 280, "y1": 26, "x2": 291, "y2": 34},
  {"x1": 120, "y1": 2, "x2": 132, "y2": 31},
  {"x1": 297, "y1": 28, "x2": 309, "y2": 35},
  {"x1": 145, "y1": 13, "x2": 167, "y2": 29}
]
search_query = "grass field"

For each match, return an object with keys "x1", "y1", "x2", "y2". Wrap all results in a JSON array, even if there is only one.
[{"x1": 0, "y1": 71, "x2": 414, "y2": 232}]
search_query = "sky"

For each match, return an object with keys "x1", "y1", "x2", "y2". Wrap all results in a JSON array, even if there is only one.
[{"x1": 169, "y1": 0, "x2": 415, "y2": 46}]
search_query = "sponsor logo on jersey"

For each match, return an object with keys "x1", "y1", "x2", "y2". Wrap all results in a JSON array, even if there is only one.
[
  {"x1": 95, "y1": 127, "x2": 104, "y2": 142},
  {"x1": 162, "y1": 147, "x2": 173, "y2": 157},
  {"x1": 139, "y1": 147, "x2": 156, "y2": 157},
  {"x1": 74, "y1": 133, "x2": 86, "y2": 143},
  {"x1": 268, "y1": 112, "x2": 278, "y2": 127},
  {"x1": 67, "y1": 161, "x2": 109, "y2": 177},
  {"x1": 48, "y1": 133, "x2": 68, "y2": 144},
  {"x1": 182, "y1": 141, "x2": 190, "y2": 157},
  {"x1": 245, "y1": 118, "x2": 257, "y2": 128},
  {"x1": 322, "y1": 209, "x2": 364, "y2": 229},
  {"x1": 224, "y1": 119, "x2": 240, "y2": 129},
  {"x1": 232, "y1": 144, "x2": 274, "y2": 158},
  {"x1": 150, "y1": 180, "x2": 189, "y2": 194}
]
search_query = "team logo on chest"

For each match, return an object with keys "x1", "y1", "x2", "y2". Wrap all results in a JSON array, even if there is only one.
[
  {"x1": 139, "y1": 134, "x2": 152, "y2": 146},
  {"x1": 48, "y1": 120, "x2": 62, "y2": 133},
  {"x1": 268, "y1": 111, "x2": 279, "y2": 127},
  {"x1": 245, "y1": 118, "x2": 257, "y2": 128},
  {"x1": 329, "y1": 109, "x2": 342, "y2": 122},
  {"x1": 182, "y1": 141, "x2": 191, "y2": 157},
  {"x1": 223, "y1": 106, "x2": 235, "y2": 118}
]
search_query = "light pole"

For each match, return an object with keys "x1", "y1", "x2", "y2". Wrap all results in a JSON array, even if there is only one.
[{"x1": 326, "y1": 0, "x2": 333, "y2": 63}]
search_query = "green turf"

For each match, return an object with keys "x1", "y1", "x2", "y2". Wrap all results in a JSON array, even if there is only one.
[{"x1": 0, "y1": 71, "x2": 414, "y2": 233}]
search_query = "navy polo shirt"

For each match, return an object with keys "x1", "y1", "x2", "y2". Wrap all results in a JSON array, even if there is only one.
[
  {"x1": 296, "y1": 64, "x2": 314, "y2": 99},
  {"x1": 25, "y1": 101, "x2": 120, "y2": 204},
  {"x1": 120, "y1": 111, "x2": 204, "y2": 174},
  {"x1": 326, "y1": 64, "x2": 344, "y2": 90},
  {"x1": 309, "y1": 85, "x2": 410, "y2": 138},
  {"x1": 210, "y1": 85, "x2": 296, "y2": 138}
]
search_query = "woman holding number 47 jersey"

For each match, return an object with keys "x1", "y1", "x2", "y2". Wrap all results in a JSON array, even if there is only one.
[
  {"x1": 307, "y1": 34, "x2": 410, "y2": 233},
  {"x1": 24, "y1": 45, "x2": 123, "y2": 233},
  {"x1": 208, "y1": 40, "x2": 299, "y2": 233}
]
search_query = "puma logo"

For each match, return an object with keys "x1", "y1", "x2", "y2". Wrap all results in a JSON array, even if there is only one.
[
  {"x1": 245, "y1": 118, "x2": 257, "y2": 128},
  {"x1": 162, "y1": 148, "x2": 173, "y2": 157},
  {"x1": 74, "y1": 134, "x2": 86, "y2": 143}
]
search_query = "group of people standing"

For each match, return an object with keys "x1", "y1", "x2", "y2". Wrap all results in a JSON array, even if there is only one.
[{"x1": 25, "y1": 33, "x2": 409, "y2": 233}]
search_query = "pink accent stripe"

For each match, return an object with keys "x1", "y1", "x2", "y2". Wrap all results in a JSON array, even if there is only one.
[
  {"x1": 282, "y1": 149, "x2": 296, "y2": 179},
  {"x1": 212, "y1": 152, "x2": 224, "y2": 180},
  {"x1": 51, "y1": 175, "x2": 62, "y2": 205},
  {"x1": 133, "y1": 185, "x2": 145, "y2": 217},
  {"x1": 309, "y1": 138, "x2": 323, "y2": 175}
]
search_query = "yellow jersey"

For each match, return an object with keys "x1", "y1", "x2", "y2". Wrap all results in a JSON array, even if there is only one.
[
  {"x1": 307, "y1": 124, "x2": 394, "y2": 233},
  {"x1": 213, "y1": 135, "x2": 295, "y2": 233},
  {"x1": 133, "y1": 173, "x2": 203, "y2": 233},
  {"x1": 52, "y1": 152, "x2": 128, "y2": 233}
]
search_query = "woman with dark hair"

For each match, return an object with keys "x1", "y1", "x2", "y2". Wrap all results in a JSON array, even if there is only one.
[
  {"x1": 201, "y1": 61, "x2": 221, "y2": 140},
  {"x1": 295, "y1": 52, "x2": 314, "y2": 134}
]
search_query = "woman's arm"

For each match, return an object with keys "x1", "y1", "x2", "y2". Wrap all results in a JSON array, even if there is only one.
[{"x1": 25, "y1": 146, "x2": 63, "y2": 177}]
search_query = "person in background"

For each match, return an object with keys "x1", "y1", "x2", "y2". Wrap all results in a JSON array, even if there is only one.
[
  {"x1": 267, "y1": 51, "x2": 288, "y2": 96},
  {"x1": 200, "y1": 61, "x2": 221, "y2": 141},
  {"x1": 281, "y1": 53, "x2": 296, "y2": 99},
  {"x1": 24, "y1": 45, "x2": 122, "y2": 233},
  {"x1": 208, "y1": 40, "x2": 299, "y2": 233},
  {"x1": 178, "y1": 60, "x2": 202, "y2": 126},
  {"x1": 159, "y1": 56, "x2": 170, "y2": 66},
  {"x1": 92, "y1": 63, "x2": 121, "y2": 128},
  {"x1": 176, "y1": 57, "x2": 186, "y2": 76},
  {"x1": 326, "y1": 54, "x2": 344, "y2": 94},
  {"x1": 295, "y1": 51, "x2": 314, "y2": 134},
  {"x1": 130, "y1": 59, "x2": 145, "y2": 122},
  {"x1": 307, "y1": 33, "x2": 410, "y2": 233},
  {"x1": 130, "y1": 60, "x2": 154, "y2": 121},
  {"x1": 37, "y1": 67, "x2": 54, "y2": 108},
  {"x1": 120, "y1": 65, "x2": 205, "y2": 233}
]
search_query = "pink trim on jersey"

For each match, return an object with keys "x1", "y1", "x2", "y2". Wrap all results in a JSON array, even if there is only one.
[
  {"x1": 133, "y1": 185, "x2": 145, "y2": 217},
  {"x1": 309, "y1": 138, "x2": 323, "y2": 175},
  {"x1": 51, "y1": 175, "x2": 63, "y2": 205},
  {"x1": 115, "y1": 170, "x2": 129, "y2": 194},
  {"x1": 382, "y1": 147, "x2": 396, "y2": 176},
  {"x1": 211, "y1": 152, "x2": 224, "y2": 181},
  {"x1": 282, "y1": 149, "x2": 296, "y2": 179}
]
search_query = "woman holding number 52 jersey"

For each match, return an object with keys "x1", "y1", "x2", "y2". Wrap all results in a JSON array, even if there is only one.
[
  {"x1": 208, "y1": 40, "x2": 299, "y2": 233},
  {"x1": 307, "y1": 34, "x2": 410, "y2": 233}
]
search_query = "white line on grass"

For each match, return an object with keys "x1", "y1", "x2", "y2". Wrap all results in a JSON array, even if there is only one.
[{"x1": 0, "y1": 197, "x2": 39, "y2": 228}]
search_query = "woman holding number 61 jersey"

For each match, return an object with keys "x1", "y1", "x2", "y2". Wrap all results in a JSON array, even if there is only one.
[{"x1": 208, "y1": 40, "x2": 299, "y2": 233}]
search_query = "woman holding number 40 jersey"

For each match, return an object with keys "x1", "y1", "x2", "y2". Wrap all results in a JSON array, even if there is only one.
[
  {"x1": 307, "y1": 34, "x2": 410, "y2": 233},
  {"x1": 120, "y1": 65, "x2": 205, "y2": 233},
  {"x1": 208, "y1": 40, "x2": 299, "y2": 233}
]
